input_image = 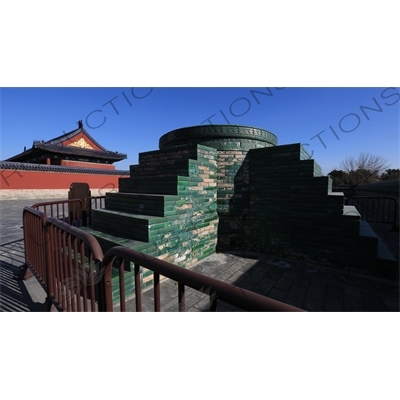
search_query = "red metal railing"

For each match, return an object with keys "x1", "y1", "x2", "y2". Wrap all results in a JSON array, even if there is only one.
[
  {"x1": 32, "y1": 199, "x2": 85, "y2": 227},
  {"x1": 32, "y1": 196, "x2": 106, "y2": 227},
  {"x1": 22, "y1": 206, "x2": 104, "y2": 311},
  {"x1": 23, "y1": 206, "x2": 305, "y2": 312},
  {"x1": 100, "y1": 246, "x2": 304, "y2": 312},
  {"x1": 45, "y1": 216, "x2": 104, "y2": 311}
]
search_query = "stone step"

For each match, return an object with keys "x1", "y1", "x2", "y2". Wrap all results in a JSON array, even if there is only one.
[
  {"x1": 130, "y1": 159, "x2": 190, "y2": 176},
  {"x1": 91, "y1": 208, "x2": 167, "y2": 242},
  {"x1": 91, "y1": 206, "x2": 218, "y2": 242},
  {"x1": 105, "y1": 192, "x2": 180, "y2": 217},
  {"x1": 80, "y1": 226, "x2": 152, "y2": 254},
  {"x1": 355, "y1": 220, "x2": 379, "y2": 266},
  {"x1": 342, "y1": 205, "x2": 361, "y2": 219},
  {"x1": 119, "y1": 176, "x2": 179, "y2": 195},
  {"x1": 79, "y1": 226, "x2": 161, "y2": 302},
  {"x1": 358, "y1": 220, "x2": 396, "y2": 261},
  {"x1": 137, "y1": 147, "x2": 199, "y2": 165}
]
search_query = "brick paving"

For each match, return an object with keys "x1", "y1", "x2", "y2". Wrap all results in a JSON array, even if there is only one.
[{"x1": 1, "y1": 199, "x2": 399, "y2": 312}]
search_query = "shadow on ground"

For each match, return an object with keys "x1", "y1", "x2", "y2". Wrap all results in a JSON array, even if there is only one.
[
  {"x1": 0, "y1": 239, "x2": 48, "y2": 312},
  {"x1": 120, "y1": 250, "x2": 399, "y2": 312},
  {"x1": 196, "y1": 252, "x2": 399, "y2": 312}
]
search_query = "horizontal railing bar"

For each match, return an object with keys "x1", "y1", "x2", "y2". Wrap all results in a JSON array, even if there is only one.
[
  {"x1": 23, "y1": 204, "x2": 305, "y2": 312},
  {"x1": 32, "y1": 198, "x2": 85, "y2": 210},
  {"x1": 22, "y1": 206, "x2": 104, "y2": 312},
  {"x1": 23, "y1": 206, "x2": 48, "y2": 220}
]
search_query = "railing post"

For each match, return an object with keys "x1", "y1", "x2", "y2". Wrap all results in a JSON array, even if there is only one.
[
  {"x1": 98, "y1": 261, "x2": 113, "y2": 311},
  {"x1": 178, "y1": 283, "x2": 185, "y2": 312},
  {"x1": 154, "y1": 273, "x2": 160, "y2": 312},
  {"x1": 134, "y1": 263, "x2": 142, "y2": 311},
  {"x1": 391, "y1": 198, "x2": 399, "y2": 232},
  {"x1": 96, "y1": 276, "x2": 106, "y2": 312},
  {"x1": 210, "y1": 292, "x2": 218, "y2": 311},
  {"x1": 82, "y1": 210, "x2": 87, "y2": 226},
  {"x1": 17, "y1": 210, "x2": 33, "y2": 280},
  {"x1": 44, "y1": 219, "x2": 57, "y2": 309}
]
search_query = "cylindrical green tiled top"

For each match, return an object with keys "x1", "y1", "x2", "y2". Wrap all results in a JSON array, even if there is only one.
[{"x1": 159, "y1": 125, "x2": 278, "y2": 151}]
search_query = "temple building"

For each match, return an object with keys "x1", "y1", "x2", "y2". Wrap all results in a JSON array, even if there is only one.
[
  {"x1": 6, "y1": 120, "x2": 126, "y2": 170},
  {"x1": 0, "y1": 121, "x2": 128, "y2": 199}
]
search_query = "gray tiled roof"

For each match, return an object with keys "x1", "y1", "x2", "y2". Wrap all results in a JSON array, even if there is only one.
[{"x1": 4, "y1": 123, "x2": 127, "y2": 162}]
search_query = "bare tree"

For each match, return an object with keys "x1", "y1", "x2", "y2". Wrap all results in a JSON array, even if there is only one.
[{"x1": 337, "y1": 152, "x2": 390, "y2": 185}]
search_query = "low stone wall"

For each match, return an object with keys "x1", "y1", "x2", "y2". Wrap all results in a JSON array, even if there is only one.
[
  {"x1": 0, "y1": 189, "x2": 70, "y2": 200},
  {"x1": 0, "y1": 188, "x2": 118, "y2": 200}
]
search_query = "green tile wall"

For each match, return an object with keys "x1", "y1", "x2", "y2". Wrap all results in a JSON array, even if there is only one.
[
  {"x1": 244, "y1": 143, "x2": 380, "y2": 269},
  {"x1": 88, "y1": 144, "x2": 218, "y2": 303}
]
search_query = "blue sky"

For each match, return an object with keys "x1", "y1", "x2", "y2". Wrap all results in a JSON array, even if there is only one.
[{"x1": 1, "y1": 87, "x2": 399, "y2": 173}]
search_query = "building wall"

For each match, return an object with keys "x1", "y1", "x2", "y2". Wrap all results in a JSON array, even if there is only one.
[
  {"x1": 60, "y1": 160, "x2": 115, "y2": 170},
  {"x1": 0, "y1": 167, "x2": 128, "y2": 199}
]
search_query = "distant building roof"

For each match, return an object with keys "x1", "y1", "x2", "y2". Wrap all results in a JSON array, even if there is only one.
[
  {"x1": 0, "y1": 160, "x2": 129, "y2": 175},
  {"x1": 5, "y1": 121, "x2": 127, "y2": 163}
]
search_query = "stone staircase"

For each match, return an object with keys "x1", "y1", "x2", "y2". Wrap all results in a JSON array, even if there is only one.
[
  {"x1": 245, "y1": 143, "x2": 397, "y2": 278},
  {"x1": 81, "y1": 144, "x2": 219, "y2": 302}
]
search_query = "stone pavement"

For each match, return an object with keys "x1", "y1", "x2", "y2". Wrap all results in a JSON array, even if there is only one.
[
  {"x1": 1, "y1": 199, "x2": 399, "y2": 312},
  {"x1": 118, "y1": 251, "x2": 400, "y2": 312},
  {"x1": 368, "y1": 222, "x2": 399, "y2": 262}
]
